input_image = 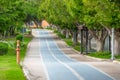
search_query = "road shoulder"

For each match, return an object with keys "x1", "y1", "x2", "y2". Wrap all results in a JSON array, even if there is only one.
[{"x1": 22, "y1": 37, "x2": 47, "y2": 80}]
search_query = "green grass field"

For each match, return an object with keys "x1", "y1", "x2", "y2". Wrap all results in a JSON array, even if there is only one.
[
  {"x1": 0, "y1": 55, "x2": 25, "y2": 80},
  {"x1": 87, "y1": 52, "x2": 120, "y2": 60},
  {"x1": 0, "y1": 36, "x2": 32, "y2": 80}
]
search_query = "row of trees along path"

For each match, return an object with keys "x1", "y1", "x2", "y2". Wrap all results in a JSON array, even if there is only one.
[
  {"x1": 37, "y1": 0, "x2": 120, "y2": 56},
  {"x1": 0, "y1": 0, "x2": 120, "y2": 57}
]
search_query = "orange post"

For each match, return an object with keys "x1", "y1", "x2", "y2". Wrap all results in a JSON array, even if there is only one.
[{"x1": 16, "y1": 40, "x2": 20, "y2": 64}]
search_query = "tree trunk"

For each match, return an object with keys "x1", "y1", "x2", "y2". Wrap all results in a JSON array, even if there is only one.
[
  {"x1": 69, "y1": 30, "x2": 73, "y2": 37},
  {"x1": 34, "y1": 21, "x2": 38, "y2": 28},
  {"x1": 0, "y1": 33, "x2": 2, "y2": 39},
  {"x1": 104, "y1": 26, "x2": 120, "y2": 55},
  {"x1": 114, "y1": 38, "x2": 120, "y2": 55},
  {"x1": 100, "y1": 23, "x2": 120, "y2": 55},
  {"x1": 88, "y1": 39, "x2": 92, "y2": 50},
  {"x1": 96, "y1": 40, "x2": 105, "y2": 52},
  {"x1": 55, "y1": 26, "x2": 57, "y2": 30},
  {"x1": 56, "y1": 26, "x2": 60, "y2": 32},
  {"x1": 51, "y1": 24, "x2": 54, "y2": 29},
  {"x1": 9, "y1": 26, "x2": 15, "y2": 36},
  {"x1": 89, "y1": 29, "x2": 108, "y2": 52},
  {"x1": 61, "y1": 29, "x2": 66, "y2": 35},
  {"x1": 3, "y1": 31, "x2": 7, "y2": 38},
  {"x1": 88, "y1": 34, "x2": 93, "y2": 50},
  {"x1": 73, "y1": 31, "x2": 78, "y2": 45},
  {"x1": 66, "y1": 29, "x2": 69, "y2": 39}
]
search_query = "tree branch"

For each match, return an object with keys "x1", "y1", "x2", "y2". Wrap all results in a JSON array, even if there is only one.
[
  {"x1": 99, "y1": 23, "x2": 111, "y2": 35},
  {"x1": 102, "y1": 30, "x2": 108, "y2": 41},
  {"x1": 88, "y1": 29, "x2": 98, "y2": 40}
]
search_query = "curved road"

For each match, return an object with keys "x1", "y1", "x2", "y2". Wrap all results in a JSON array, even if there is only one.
[{"x1": 39, "y1": 29, "x2": 114, "y2": 80}]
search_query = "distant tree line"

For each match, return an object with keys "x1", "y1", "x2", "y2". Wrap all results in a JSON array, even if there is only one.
[
  {"x1": 0, "y1": 0, "x2": 120, "y2": 55},
  {"x1": 0, "y1": 0, "x2": 40, "y2": 38}
]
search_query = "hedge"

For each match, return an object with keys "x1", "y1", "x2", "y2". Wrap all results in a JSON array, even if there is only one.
[
  {"x1": 0, "y1": 42, "x2": 8, "y2": 55},
  {"x1": 16, "y1": 34, "x2": 23, "y2": 41}
]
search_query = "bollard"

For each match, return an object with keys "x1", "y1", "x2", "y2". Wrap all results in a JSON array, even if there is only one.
[{"x1": 16, "y1": 40, "x2": 20, "y2": 64}]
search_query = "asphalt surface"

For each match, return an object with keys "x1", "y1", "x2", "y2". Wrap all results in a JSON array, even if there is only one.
[
  {"x1": 39, "y1": 29, "x2": 114, "y2": 80},
  {"x1": 23, "y1": 29, "x2": 120, "y2": 80}
]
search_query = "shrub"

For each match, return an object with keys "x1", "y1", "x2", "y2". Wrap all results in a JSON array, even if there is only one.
[
  {"x1": 0, "y1": 42, "x2": 8, "y2": 55},
  {"x1": 54, "y1": 30, "x2": 65, "y2": 39},
  {"x1": 58, "y1": 32, "x2": 65, "y2": 39},
  {"x1": 16, "y1": 34, "x2": 23, "y2": 41},
  {"x1": 20, "y1": 42, "x2": 26, "y2": 49},
  {"x1": 15, "y1": 32, "x2": 20, "y2": 36},
  {"x1": 28, "y1": 31, "x2": 31, "y2": 35}
]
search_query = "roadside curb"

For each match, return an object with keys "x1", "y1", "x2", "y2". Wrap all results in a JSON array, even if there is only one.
[
  {"x1": 72, "y1": 48, "x2": 120, "y2": 64},
  {"x1": 20, "y1": 62, "x2": 31, "y2": 80},
  {"x1": 19, "y1": 41, "x2": 32, "y2": 80},
  {"x1": 85, "y1": 55, "x2": 110, "y2": 61},
  {"x1": 22, "y1": 67, "x2": 30, "y2": 80},
  {"x1": 71, "y1": 47, "x2": 119, "y2": 62},
  {"x1": 113, "y1": 60, "x2": 120, "y2": 64}
]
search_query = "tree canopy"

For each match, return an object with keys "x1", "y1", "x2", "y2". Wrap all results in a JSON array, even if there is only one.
[{"x1": 0, "y1": 0, "x2": 39, "y2": 37}]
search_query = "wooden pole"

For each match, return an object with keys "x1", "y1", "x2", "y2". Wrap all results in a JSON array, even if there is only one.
[{"x1": 16, "y1": 40, "x2": 20, "y2": 64}]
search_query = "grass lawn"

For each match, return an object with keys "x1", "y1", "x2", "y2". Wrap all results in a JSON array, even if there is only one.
[
  {"x1": 0, "y1": 36, "x2": 32, "y2": 80},
  {"x1": 63, "y1": 38, "x2": 82, "y2": 52},
  {"x1": 114, "y1": 55, "x2": 120, "y2": 61},
  {"x1": 87, "y1": 52, "x2": 111, "y2": 59},
  {"x1": 63, "y1": 39, "x2": 73, "y2": 46},
  {"x1": 0, "y1": 55, "x2": 25, "y2": 80},
  {"x1": 87, "y1": 52, "x2": 120, "y2": 60}
]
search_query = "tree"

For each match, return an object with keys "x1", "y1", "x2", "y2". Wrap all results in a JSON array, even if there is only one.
[
  {"x1": 82, "y1": 0, "x2": 108, "y2": 52},
  {"x1": 37, "y1": 0, "x2": 120, "y2": 55},
  {"x1": 60, "y1": 0, "x2": 84, "y2": 45},
  {"x1": 95, "y1": 0, "x2": 120, "y2": 55},
  {"x1": 0, "y1": 0, "x2": 40, "y2": 38}
]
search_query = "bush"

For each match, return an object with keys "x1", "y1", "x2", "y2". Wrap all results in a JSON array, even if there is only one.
[
  {"x1": 54, "y1": 30, "x2": 65, "y2": 39},
  {"x1": 58, "y1": 32, "x2": 65, "y2": 39},
  {"x1": 28, "y1": 31, "x2": 31, "y2": 35},
  {"x1": 16, "y1": 34, "x2": 23, "y2": 41},
  {"x1": 0, "y1": 42, "x2": 8, "y2": 55},
  {"x1": 15, "y1": 32, "x2": 20, "y2": 36},
  {"x1": 20, "y1": 42, "x2": 26, "y2": 49}
]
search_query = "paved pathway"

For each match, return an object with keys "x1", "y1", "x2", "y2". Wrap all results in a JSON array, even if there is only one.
[{"x1": 23, "y1": 29, "x2": 120, "y2": 80}]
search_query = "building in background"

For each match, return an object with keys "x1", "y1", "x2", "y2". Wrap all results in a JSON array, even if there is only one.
[{"x1": 41, "y1": 20, "x2": 50, "y2": 28}]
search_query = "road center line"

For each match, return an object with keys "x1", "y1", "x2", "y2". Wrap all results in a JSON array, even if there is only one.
[{"x1": 46, "y1": 38, "x2": 84, "y2": 80}]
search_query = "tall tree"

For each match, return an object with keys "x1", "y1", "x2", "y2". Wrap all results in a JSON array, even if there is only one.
[
  {"x1": 82, "y1": 0, "x2": 108, "y2": 52},
  {"x1": 0, "y1": 0, "x2": 40, "y2": 38},
  {"x1": 95, "y1": 0, "x2": 120, "y2": 55}
]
